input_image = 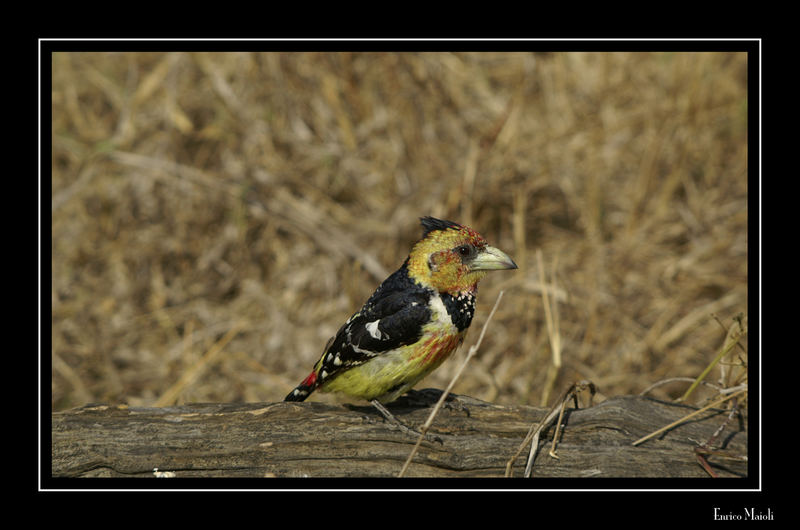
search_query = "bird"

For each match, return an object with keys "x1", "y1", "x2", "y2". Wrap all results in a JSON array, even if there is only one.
[{"x1": 284, "y1": 216, "x2": 517, "y2": 433}]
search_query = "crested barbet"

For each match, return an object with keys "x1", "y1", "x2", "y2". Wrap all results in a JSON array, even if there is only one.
[{"x1": 284, "y1": 216, "x2": 517, "y2": 429}]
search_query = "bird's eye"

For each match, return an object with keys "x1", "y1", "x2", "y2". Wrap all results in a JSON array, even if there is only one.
[{"x1": 457, "y1": 245, "x2": 473, "y2": 257}]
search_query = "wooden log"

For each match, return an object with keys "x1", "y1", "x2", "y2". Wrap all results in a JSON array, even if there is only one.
[{"x1": 51, "y1": 390, "x2": 747, "y2": 478}]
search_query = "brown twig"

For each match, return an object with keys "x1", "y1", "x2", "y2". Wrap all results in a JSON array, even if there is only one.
[
  {"x1": 694, "y1": 396, "x2": 744, "y2": 478},
  {"x1": 639, "y1": 377, "x2": 723, "y2": 397},
  {"x1": 678, "y1": 313, "x2": 747, "y2": 403},
  {"x1": 505, "y1": 380, "x2": 596, "y2": 478},
  {"x1": 632, "y1": 387, "x2": 746, "y2": 446}
]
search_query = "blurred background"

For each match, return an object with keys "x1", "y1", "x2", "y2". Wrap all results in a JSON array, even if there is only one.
[{"x1": 51, "y1": 51, "x2": 748, "y2": 413}]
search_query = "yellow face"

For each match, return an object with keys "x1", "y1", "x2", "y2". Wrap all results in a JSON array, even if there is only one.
[{"x1": 407, "y1": 223, "x2": 516, "y2": 294}]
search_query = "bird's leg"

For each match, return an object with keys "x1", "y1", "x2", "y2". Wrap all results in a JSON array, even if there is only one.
[
  {"x1": 370, "y1": 399, "x2": 443, "y2": 444},
  {"x1": 369, "y1": 399, "x2": 419, "y2": 436}
]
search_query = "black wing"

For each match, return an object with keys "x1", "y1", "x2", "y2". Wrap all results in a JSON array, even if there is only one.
[
  {"x1": 345, "y1": 289, "x2": 432, "y2": 355},
  {"x1": 313, "y1": 266, "x2": 433, "y2": 384}
]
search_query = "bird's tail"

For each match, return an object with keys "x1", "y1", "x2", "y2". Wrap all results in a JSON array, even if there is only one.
[{"x1": 284, "y1": 371, "x2": 318, "y2": 402}]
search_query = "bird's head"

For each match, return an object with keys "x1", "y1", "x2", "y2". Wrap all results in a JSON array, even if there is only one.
[{"x1": 407, "y1": 216, "x2": 518, "y2": 294}]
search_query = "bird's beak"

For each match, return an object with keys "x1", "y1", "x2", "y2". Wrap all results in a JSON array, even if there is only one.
[{"x1": 470, "y1": 245, "x2": 518, "y2": 271}]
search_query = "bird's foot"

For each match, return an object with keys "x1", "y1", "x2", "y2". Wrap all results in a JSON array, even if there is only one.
[{"x1": 370, "y1": 399, "x2": 443, "y2": 444}]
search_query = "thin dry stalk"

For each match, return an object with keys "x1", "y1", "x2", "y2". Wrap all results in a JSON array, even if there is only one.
[
  {"x1": 155, "y1": 321, "x2": 246, "y2": 407},
  {"x1": 639, "y1": 377, "x2": 722, "y2": 396},
  {"x1": 527, "y1": 380, "x2": 595, "y2": 477},
  {"x1": 505, "y1": 380, "x2": 595, "y2": 478},
  {"x1": 398, "y1": 291, "x2": 505, "y2": 477},
  {"x1": 631, "y1": 387, "x2": 747, "y2": 447},
  {"x1": 679, "y1": 313, "x2": 747, "y2": 403},
  {"x1": 547, "y1": 400, "x2": 570, "y2": 460},
  {"x1": 715, "y1": 313, "x2": 748, "y2": 389},
  {"x1": 508, "y1": 405, "x2": 559, "y2": 478},
  {"x1": 537, "y1": 249, "x2": 562, "y2": 407},
  {"x1": 695, "y1": 395, "x2": 744, "y2": 478}
]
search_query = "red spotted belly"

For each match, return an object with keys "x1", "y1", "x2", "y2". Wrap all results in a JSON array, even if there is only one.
[{"x1": 414, "y1": 331, "x2": 464, "y2": 365}]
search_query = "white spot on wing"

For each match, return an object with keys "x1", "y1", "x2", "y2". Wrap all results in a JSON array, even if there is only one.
[
  {"x1": 365, "y1": 320, "x2": 386, "y2": 340},
  {"x1": 351, "y1": 343, "x2": 379, "y2": 356}
]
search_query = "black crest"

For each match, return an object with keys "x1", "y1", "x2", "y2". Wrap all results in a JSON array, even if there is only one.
[{"x1": 420, "y1": 216, "x2": 461, "y2": 237}]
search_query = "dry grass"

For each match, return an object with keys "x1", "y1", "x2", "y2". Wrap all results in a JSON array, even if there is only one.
[{"x1": 51, "y1": 51, "x2": 748, "y2": 412}]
